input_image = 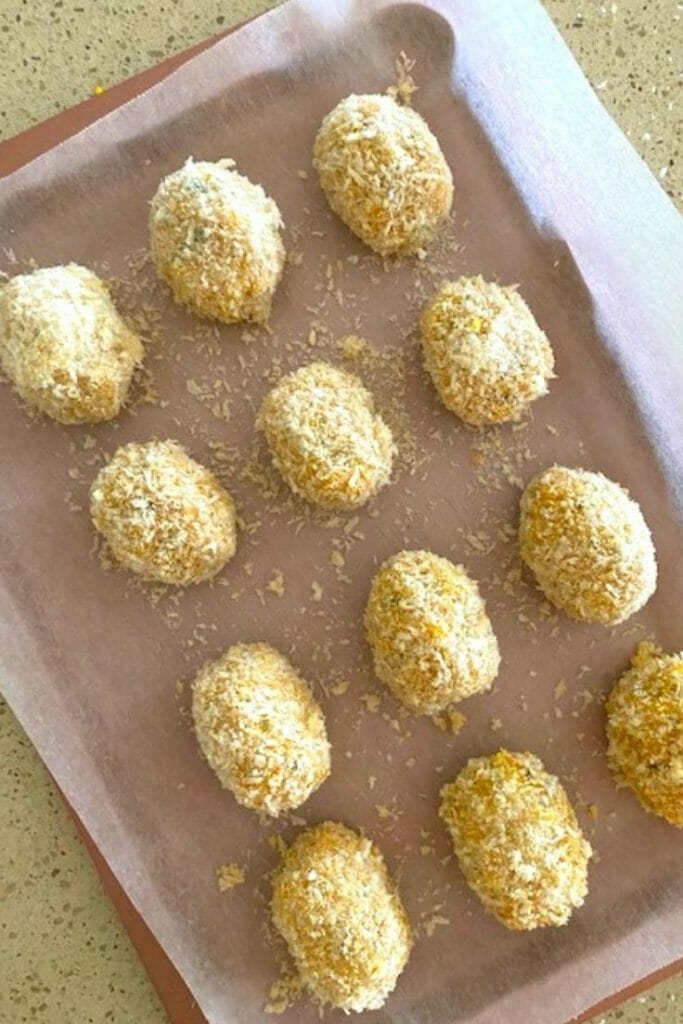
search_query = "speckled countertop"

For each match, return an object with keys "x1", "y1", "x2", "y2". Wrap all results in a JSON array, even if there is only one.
[{"x1": 0, "y1": 2, "x2": 681, "y2": 1022}]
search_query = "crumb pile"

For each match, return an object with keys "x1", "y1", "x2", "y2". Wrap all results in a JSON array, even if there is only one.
[
  {"x1": 421, "y1": 276, "x2": 555, "y2": 425},
  {"x1": 607, "y1": 641, "x2": 683, "y2": 827},
  {"x1": 90, "y1": 440, "x2": 237, "y2": 585},
  {"x1": 440, "y1": 750, "x2": 592, "y2": 930},
  {"x1": 191, "y1": 642, "x2": 330, "y2": 816},
  {"x1": 216, "y1": 862, "x2": 246, "y2": 892},
  {"x1": 257, "y1": 360, "x2": 395, "y2": 510},
  {"x1": 364, "y1": 549, "x2": 500, "y2": 714},
  {"x1": 0, "y1": 264, "x2": 143, "y2": 424},
  {"x1": 271, "y1": 821, "x2": 412, "y2": 1012},
  {"x1": 313, "y1": 93, "x2": 453, "y2": 256},
  {"x1": 149, "y1": 158, "x2": 285, "y2": 324},
  {"x1": 519, "y1": 466, "x2": 657, "y2": 624}
]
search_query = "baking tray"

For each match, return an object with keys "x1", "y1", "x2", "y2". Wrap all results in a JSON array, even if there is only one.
[{"x1": 1, "y1": 2, "x2": 682, "y2": 1023}]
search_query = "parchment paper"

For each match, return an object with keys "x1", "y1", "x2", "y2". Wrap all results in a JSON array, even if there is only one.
[{"x1": 1, "y1": 2, "x2": 682, "y2": 1023}]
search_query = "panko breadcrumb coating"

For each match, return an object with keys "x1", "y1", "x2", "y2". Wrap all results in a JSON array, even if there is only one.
[
  {"x1": 271, "y1": 821, "x2": 412, "y2": 1012},
  {"x1": 440, "y1": 750, "x2": 592, "y2": 930},
  {"x1": 257, "y1": 361, "x2": 395, "y2": 510},
  {"x1": 519, "y1": 466, "x2": 657, "y2": 625},
  {"x1": 421, "y1": 276, "x2": 555, "y2": 425},
  {"x1": 0, "y1": 264, "x2": 143, "y2": 424},
  {"x1": 90, "y1": 440, "x2": 237, "y2": 585},
  {"x1": 191, "y1": 643, "x2": 330, "y2": 816},
  {"x1": 364, "y1": 550, "x2": 500, "y2": 714},
  {"x1": 149, "y1": 157, "x2": 285, "y2": 324},
  {"x1": 607, "y1": 641, "x2": 683, "y2": 827},
  {"x1": 313, "y1": 93, "x2": 453, "y2": 256}
]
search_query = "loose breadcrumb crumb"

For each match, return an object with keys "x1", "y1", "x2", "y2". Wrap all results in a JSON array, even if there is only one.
[
  {"x1": 440, "y1": 750, "x2": 591, "y2": 930},
  {"x1": 266, "y1": 570, "x2": 285, "y2": 597},
  {"x1": 90, "y1": 440, "x2": 237, "y2": 585},
  {"x1": 264, "y1": 971, "x2": 304, "y2": 1015},
  {"x1": 313, "y1": 93, "x2": 453, "y2": 256},
  {"x1": 257, "y1": 360, "x2": 395, "y2": 510},
  {"x1": 421, "y1": 276, "x2": 554, "y2": 425},
  {"x1": 216, "y1": 862, "x2": 245, "y2": 891},
  {"x1": 519, "y1": 466, "x2": 657, "y2": 624},
  {"x1": 340, "y1": 334, "x2": 369, "y2": 361},
  {"x1": 191, "y1": 643, "x2": 330, "y2": 816},
  {"x1": 365, "y1": 550, "x2": 500, "y2": 714},
  {"x1": 150, "y1": 157, "x2": 285, "y2": 324},
  {"x1": 0, "y1": 264, "x2": 143, "y2": 423},
  {"x1": 271, "y1": 821, "x2": 412, "y2": 1012},
  {"x1": 607, "y1": 641, "x2": 683, "y2": 826}
]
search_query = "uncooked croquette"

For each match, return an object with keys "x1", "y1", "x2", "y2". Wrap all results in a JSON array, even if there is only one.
[
  {"x1": 421, "y1": 276, "x2": 555, "y2": 425},
  {"x1": 256, "y1": 360, "x2": 395, "y2": 510},
  {"x1": 519, "y1": 466, "x2": 657, "y2": 625},
  {"x1": 90, "y1": 440, "x2": 237, "y2": 585},
  {"x1": 607, "y1": 641, "x2": 683, "y2": 827},
  {"x1": 440, "y1": 750, "x2": 592, "y2": 930},
  {"x1": 313, "y1": 93, "x2": 453, "y2": 256},
  {"x1": 0, "y1": 264, "x2": 143, "y2": 424},
  {"x1": 149, "y1": 157, "x2": 285, "y2": 324},
  {"x1": 364, "y1": 550, "x2": 500, "y2": 714},
  {"x1": 191, "y1": 643, "x2": 330, "y2": 816},
  {"x1": 271, "y1": 821, "x2": 412, "y2": 1012}
]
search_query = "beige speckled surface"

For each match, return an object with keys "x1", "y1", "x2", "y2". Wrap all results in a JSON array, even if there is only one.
[{"x1": 0, "y1": 2, "x2": 681, "y2": 1022}]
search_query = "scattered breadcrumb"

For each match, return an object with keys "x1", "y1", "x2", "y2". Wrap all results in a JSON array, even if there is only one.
[
  {"x1": 423, "y1": 912, "x2": 450, "y2": 938},
  {"x1": 385, "y1": 51, "x2": 419, "y2": 105},
  {"x1": 266, "y1": 570, "x2": 285, "y2": 597},
  {"x1": 264, "y1": 971, "x2": 304, "y2": 1015},
  {"x1": 340, "y1": 334, "x2": 369, "y2": 361},
  {"x1": 360, "y1": 693, "x2": 381, "y2": 713},
  {"x1": 431, "y1": 708, "x2": 467, "y2": 734},
  {"x1": 216, "y1": 862, "x2": 245, "y2": 892},
  {"x1": 267, "y1": 834, "x2": 288, "y2": 857}
]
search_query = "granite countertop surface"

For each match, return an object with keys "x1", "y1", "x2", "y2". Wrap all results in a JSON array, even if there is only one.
[{"x1": 0, "y1": 1, "x2": 681, "y2": 1022}]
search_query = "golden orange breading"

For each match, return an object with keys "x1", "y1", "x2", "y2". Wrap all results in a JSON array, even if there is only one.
[
  {"x1": 257, "y1": 361, "x2": 395, "y2": 510},
  {"x1": 607, "y1": 641, "x2": 683, "y2": 827},
  {"x1": 440, "y1": 750, "x2": 591, "y2": 930},
  {"x1": 149, "y1": 158, "x2": 285, "y2": 324},
  {"x1": 192, "y1": 643, "x2": 330, "y2": 816},
  {"x1": 0, "y1": 264, "x2": 143, "y2": 424},
  {"x1": 271, "y1": 822, "x2": 412, "y2": 1012},
  {"x1": 313, "y1": 93, "x2": 453, "y2": 256},
  {"x1": 364, "y1": 550, "x2": 500, "y2": 714},
  {"x1": 519, "y1": 466, "x2": 657, "y2": 624},
  {"x1": 421, "y1": 276, "x2": 554, "y2": 425},
  {"x1": 90, "y1": 440, "x2": 237, "y2": 585}
]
